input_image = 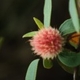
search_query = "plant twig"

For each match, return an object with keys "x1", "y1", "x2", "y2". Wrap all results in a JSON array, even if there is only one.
[{"x1": 73, "y1": 67, "x2": 79, "y2": 80}]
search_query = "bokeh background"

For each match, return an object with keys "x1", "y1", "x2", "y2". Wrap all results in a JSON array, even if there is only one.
[{"x1": 0, "y1": 0, "x2": 73, "y2": 80}]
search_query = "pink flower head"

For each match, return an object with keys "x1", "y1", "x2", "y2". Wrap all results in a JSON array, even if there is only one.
[{"x1": 30, "y1": 27, "x2": 64, "y2": 59}]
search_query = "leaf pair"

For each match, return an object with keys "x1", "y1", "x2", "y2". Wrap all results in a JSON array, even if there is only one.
[{"x1": 22, "y1": 17, "x2": 44, "y2": 38}]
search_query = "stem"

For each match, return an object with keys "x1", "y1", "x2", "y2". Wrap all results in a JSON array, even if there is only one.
[
  {"x1": 73, "y1": 67, "x2": 77, "y2": 80},
  {"x1": 73, "y1": 67, "x2": 79, "y2": 80}
]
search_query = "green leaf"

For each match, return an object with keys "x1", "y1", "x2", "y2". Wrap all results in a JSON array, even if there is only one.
[
  {"x1": 33, "y1": 17, "x2": 44, "y2": 29},
  {"x1": 57, "y1": 58, "x2": 74, "y2": 74},
  {"x1": 43, "y1": 0, "x2": 52, "y2": 27},
  {"x1": 59, "y1": 19, "x2": 76, "y2": 36},
  {"x1": 58, "y1": 49, "x2": 80, "y2": 67},
  {"x1": 57, "y1": 57, "x2": 80, "y2": 75},
  {"x1": 25, "y1": 59, "x2": 40, "y2": 80},
  {"x1": 69, "y1": 0, "x2": 80, "y2": 33},
  {"x1": 43, "y1": 59, "x2": 53, "y2": 69},
  {"x1": 22, "y1": 31, "x2": 37, "y2": 38}
]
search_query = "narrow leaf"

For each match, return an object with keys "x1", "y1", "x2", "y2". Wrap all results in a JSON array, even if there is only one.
[
  {"x1": 22, "y1": 31, "x2": 37, "y2": 38},
  {"x1": 44, "y1": 0, "x2": 52, "y2": 27},
  {"x1": 43, "y1": 59, "x2": 53, "y2": 69},
  {"x1": 33, "y1": 17, "x2": 44, "y2": 29},
  {"x1": 69, "y1": 0, "x2": 80, "y2": 33},
  {"x1": 25, "y1": 59, "x2": 40, "y2": 80}
]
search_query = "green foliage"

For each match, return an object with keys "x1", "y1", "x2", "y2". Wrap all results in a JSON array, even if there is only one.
[
  {"x1": 58, "y1": 49, "x2": 80, "y2": 67},
  {"x1": 43, "y1": 0, "x2": 52, "y2": 27},
  {"x1": 22, "y1": 31, "x2": 37, "y2": 38},
  {"x1": 33, "y1": 17, "x2": 44, "y2": 29},
  {"x1": 43, "y1": 59, "x2": 53, "y2": 69},
  {"x1": 59, "y1": 19, "x2": 75, "y2": 36},
  {"x1": 69, "y1": 0, "x2": 80, "y2": 33},
  {"x1": 24, "y1": 0, "x2": 80, "y2": 79},
  {"x1": 25, "y1": 59, "x2": 40, "y2": 80},
  {"x1": 57, "y1": 58, "x2": 74, "y2": 74},
  {"x1": 59, "y1": 18, "x2": 79, "y2": 48}
]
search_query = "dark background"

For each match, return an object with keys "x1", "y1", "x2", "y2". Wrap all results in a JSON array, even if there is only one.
[{"x1": 0, "y1": 0, "x2": 73, "y2": 80}]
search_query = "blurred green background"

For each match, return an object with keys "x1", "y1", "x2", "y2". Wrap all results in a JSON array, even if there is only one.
[{"x1": 0, "y1": 0, "x2": 73, "y2": 80}]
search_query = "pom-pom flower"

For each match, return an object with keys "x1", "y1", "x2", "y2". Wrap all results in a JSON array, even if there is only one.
[{"x1": 30, "y1": 27, "x2": 64, "y2": 59}]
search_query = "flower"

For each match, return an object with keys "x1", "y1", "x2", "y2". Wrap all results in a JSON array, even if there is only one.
[{"x1": 30, "y1": 27, "x2": 64, "y2": 59}]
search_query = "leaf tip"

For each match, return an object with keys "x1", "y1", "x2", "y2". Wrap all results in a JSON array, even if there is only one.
[
  {"x1": 33, "y1": 17, "x2": 36, "y2": 21},
  {"x1": 22, "y1": 35, "x2": 25, "y2": 38}
]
